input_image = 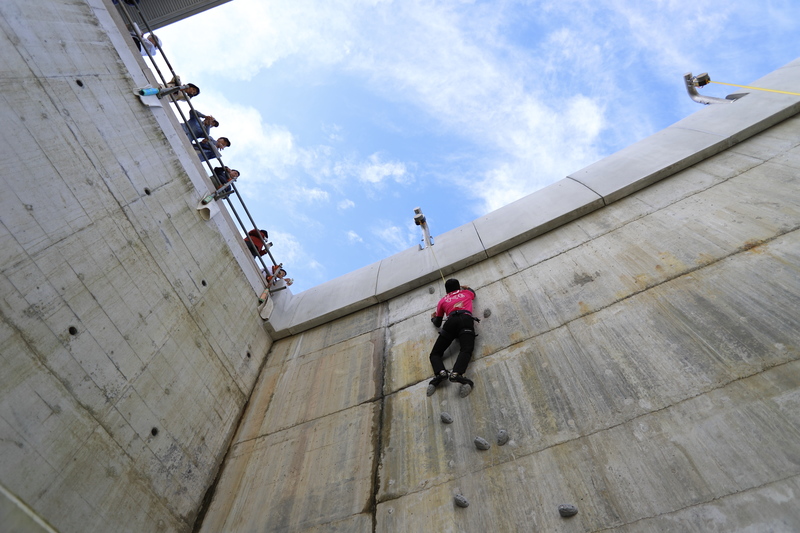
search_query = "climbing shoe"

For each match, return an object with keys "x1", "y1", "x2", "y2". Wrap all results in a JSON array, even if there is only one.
[
  {"x1": 426, "y1": 371, "x2": 450, "y2": 396},
  {"x1": 449, "y1": 373, "x2": 474, "y2": 397}
]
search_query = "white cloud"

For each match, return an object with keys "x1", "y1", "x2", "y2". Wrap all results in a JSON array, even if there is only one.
[
  {"x1": 358, "y1": 153, "x2": 409, "y2": 185},
  {"x1": 177, "y1": 92, "x2": 299, "y2": 178},
  {"x1": 338, "y1": 199, "x2": 355, "y2": 210},
  {"x1": 161, "y1": 0, "x2": 609, "y2": 213},
  {"x1": 371, "y1": 221, "x2": 417, "y2": 255},
  {"x1": 177, "y1": 92, "x2": 342, "y2": 210},
  {"x1": 346, "y1": 230, "x2": 363, "y2": 243},
  {"x1": 161, "y1": 0, "x2": 800, "y2": 209},
  {"x1": 156, "y1": 0, "x2": 800, "y2": 289},
  {"x1": 298, "y1": 187, "x2": 329, "y2": 202},
  {"x1": 323, "y1": 123, "x2": 345, "y2": 142},
  {"x1": 265, "y1": 229, "x2": 323, "y2": 279},
  {"x1": 158, "y1": 0, "x2": 399, "y2": 81}
]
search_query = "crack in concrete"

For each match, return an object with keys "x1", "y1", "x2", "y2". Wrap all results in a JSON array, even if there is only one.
[
  {"x1": 589, "y1": 472, "x2": 800, "y2": 532},
  {"x1": 376, "y1": 356, "x2": 800, "y2": 506}
]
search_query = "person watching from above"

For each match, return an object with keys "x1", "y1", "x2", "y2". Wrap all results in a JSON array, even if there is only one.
[
  {"x1": 159, "y1": 75, "x2": 200, "y2": 101},
  {"x1": 244, "y1": 229, "x2": 270, "y2": 257},
  {"x1": 263, "y1": 264, "x2": 293, "y2": 288},
  {"x1": 212, "y1": 166, "x2": 239, "y2": 186},
  {"x1": 182, "y1": 110, "x2": 218, "y2": 141},
  {"x1": 131, "y1": 32, "x2": 161, "y2": 57},
  {"x1": 196, "y1": 137, "x2": 230, "y2": 162},
  {"x1": 211, "y1": 166, "x2": 239, "y2": 196}
]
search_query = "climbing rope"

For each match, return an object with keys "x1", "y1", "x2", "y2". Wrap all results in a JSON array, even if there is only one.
[
  {"x1": 427, "y1": 241, "x2": 446, "y2": 287},
  {"x1": 708, "y1": 80, "x2": 800, "y2": 97}
]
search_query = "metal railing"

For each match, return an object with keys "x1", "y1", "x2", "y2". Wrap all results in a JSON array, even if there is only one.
[{"x1": 114, "y1": 1, "x2": 285, "y2": 295}]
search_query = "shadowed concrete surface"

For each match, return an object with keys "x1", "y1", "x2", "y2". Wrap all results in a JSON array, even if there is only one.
[
  {"x1": 0, "y1": 1, "x2": 271, "y2": 531},
  {"x1": 2, "y1": 0, "x2": 800, "y2": 532}
]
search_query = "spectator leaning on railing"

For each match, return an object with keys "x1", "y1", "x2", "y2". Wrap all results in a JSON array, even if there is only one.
[
  {"x1": 118, "y1": 1, "x2": 291, "y2": 285},
  {"x1": 183, "y1": 110, "x2": 219, "y2": 141},
  {"x1": 131, "y1": 32, "x2": 160, "y2": 57},
  {"x1": 196, "y1": 137, "x2": 230, "y2": 162},
  {"x1": 244, "y1": 229, "x2": 271, "y2": 257}
]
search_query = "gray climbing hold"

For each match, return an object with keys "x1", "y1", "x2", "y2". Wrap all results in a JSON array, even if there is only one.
[
  {"x1": 497, "y1": 429, "x2": 509, "y2": 446},
  {"x1": 426, "y1": 383, "x2": 436, "y2": 396},
  {"x1": 459, "y1": 383, "x2": 473, "y2": 398},
  {"x1": 558, "y1": 504, "x2": 578, "y2": 518},
  {"x1": 428, "y1": 286, "x2": 435, "y2": 294},
  {"x1": 474, "y1": 437, "x2": 491, "y2": 450},
  {"x1": 454, "y1": 494, "x2": 469, "y2": 508},
  {"x1": 483, "y1": 308, "x2": 491, "y2": 318},
  {"x1": 440, "y1": 412, "x2": 454, "y2": 424}
]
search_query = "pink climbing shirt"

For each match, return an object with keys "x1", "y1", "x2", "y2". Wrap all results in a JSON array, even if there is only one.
[{"x1": 435, "y1": 289, "x2": 476, "y2": 318}]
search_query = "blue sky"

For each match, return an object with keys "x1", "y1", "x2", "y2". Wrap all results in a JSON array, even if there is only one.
[{"x1": 153, "y1": 0, "x2": 799, "y2": 293}]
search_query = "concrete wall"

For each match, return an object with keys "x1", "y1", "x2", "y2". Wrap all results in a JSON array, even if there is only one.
[
  {"x1": 201, "y1": 77, "x2": 800, "y2": 530},
  {"x1": 0, "y1": 1, "x2": 271, "y2": 531}
]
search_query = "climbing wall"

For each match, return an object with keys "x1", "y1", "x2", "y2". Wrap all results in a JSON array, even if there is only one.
[{"x1": 200, "y1": 114, "x2": 800, "y2": 531}]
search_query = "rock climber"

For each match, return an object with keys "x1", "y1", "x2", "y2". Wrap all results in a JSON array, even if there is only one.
[{"x1": 428, "y1": 278, "x2": 478, "y2": 394}]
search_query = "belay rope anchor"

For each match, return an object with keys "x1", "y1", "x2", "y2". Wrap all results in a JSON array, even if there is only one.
[
  {"x1": 686, "y1": 72, "x2": 800, "y2": 106},
  {"x1": 414, "y1": 207, "x2": 446, "y2": 286}
]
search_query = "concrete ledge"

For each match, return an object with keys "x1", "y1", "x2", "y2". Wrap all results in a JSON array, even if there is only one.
[
  {"x1": 269, "y1": 261, "x2": 381, "y2": 336},
  {"x1": 375, "y1": 222, "x2": 487, "y2": 301},
  {"x1": 269, "y1": 179, "x2": 603, "y2": 335},
  {"x1": 474, "y1": 178, "x2": 604, "y2": 256},
  {"x1": 570, "y1": 61, "x2": 800, "y2": 205},
  {"x1": 266, "y1": 57, "x2": 800, "y2": 337},
  {"x1": 751, "y1": 57, "x2": 800, "y2": 93},
  {"x1": 569, "y1": 127, "x2": 729, "y2": 204},
  {"x1": 262, "y1": 287, "x2": 301, "y2": 337}
]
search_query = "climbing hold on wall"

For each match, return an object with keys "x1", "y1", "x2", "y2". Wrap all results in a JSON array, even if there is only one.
[
  {"x1": 459, "y1": 383, "x2": 473, "y2": 398},
  {"x1": 497, "y1": 429, "x2": 509, "y2": 445},
  {"x1": 474, "y1": 437, "x2": 491, "y2": 450},
  {"x1": 428, "y1": 286, "x2": 435, "y2": 294},
  {"x1": 426, "y1": 383, "x2": 437, "y2": 396},
  {"x1": 441, "y1": 412, "x2": 454, "y2": 424},
  {"x1": 483, "y1": 308, "x2": 491, "y2": 318},
  {"x1": 454, "y1": 494, "x2": 469, "y2": 508},
  {"x1": 558, "y1": 504, "x2": 578, "y2": 517}
]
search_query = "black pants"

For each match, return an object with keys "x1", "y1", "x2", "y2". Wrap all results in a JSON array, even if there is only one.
[{"x1": 430, "y1": 313, "x2": 475, "y2": 375}]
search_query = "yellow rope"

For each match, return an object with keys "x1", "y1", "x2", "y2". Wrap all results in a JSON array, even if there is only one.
[
  {"x1": 708, "y1": 80, "x2": 800, "y2": 97},
  {"x1": 427, "y1": 243, "x2": 446, "y2": 286}
]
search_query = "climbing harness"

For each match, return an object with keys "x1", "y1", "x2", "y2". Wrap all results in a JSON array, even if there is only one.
[
  {"x1": 448, "y1": 310, "x2": 480, "y2": 338},
  {"x1": 449, "y1": 309, "x2": 480, "y2": 323}
]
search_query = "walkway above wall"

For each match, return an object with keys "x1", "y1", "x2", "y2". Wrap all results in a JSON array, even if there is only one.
[{"x1": 266, "y1": 58, "x2": 800, "y2": 339}]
